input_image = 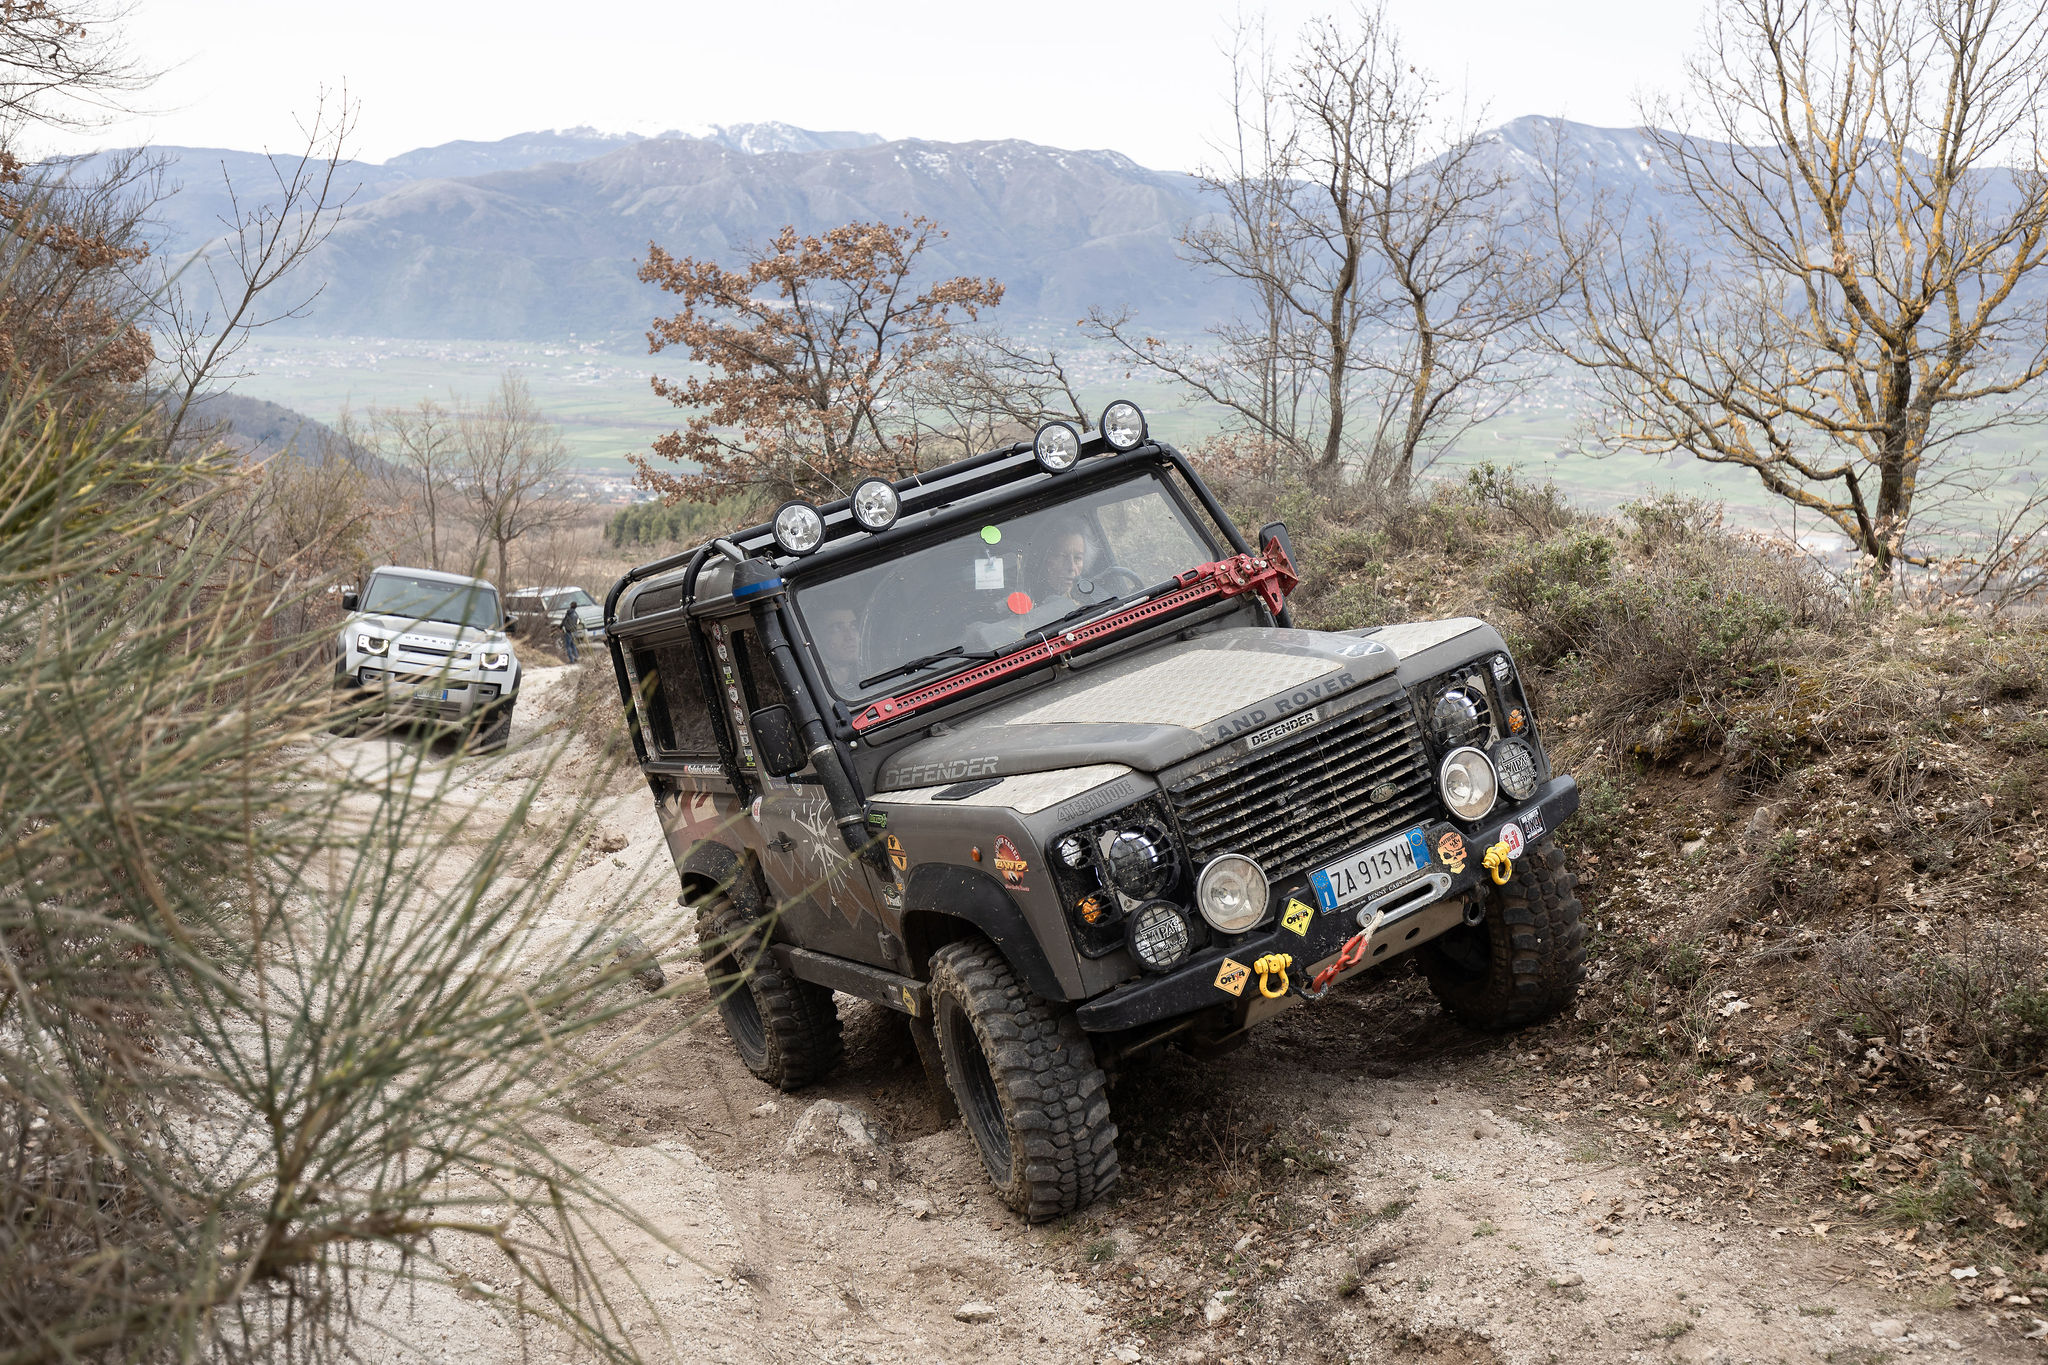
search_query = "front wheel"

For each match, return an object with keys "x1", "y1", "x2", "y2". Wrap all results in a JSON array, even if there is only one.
[
  {"x1": 928, "y1": 937, "x2": 1119, "y2": 1222},
  {"x1": 1420, "y1": 836, "x2": 1586, "y2": 1030},
  {"x1": 465, "y1": 697, "x2": 515, "y2": 753}
]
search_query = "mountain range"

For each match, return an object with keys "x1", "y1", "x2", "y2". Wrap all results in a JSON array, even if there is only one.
[{"x1": 74, "y1": 116, "x2": 1906, "y2": 343}]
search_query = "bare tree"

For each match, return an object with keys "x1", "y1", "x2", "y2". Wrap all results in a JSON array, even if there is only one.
[
  {"x1": 360, "y1": 396, "x2": 461, "y2": 570},
  {"x1": 1090, "y1": 5, "x2": 1555, "y2": 495},
  {"x1": 454, "y1": 371, "x2": 574, "y2": 589},
  {"x1": 152, "y1": 89, "x2": 357, "y2": 456},
  {"x1": 1542, "y1": 0, "x2": 2048, "y2": 576},
  {"x1": 905, "y1": 330, "x2": 1090, "y2": 461},
  {"x1": 0, "y1": 0, "x2": 151, "y2": 131}
]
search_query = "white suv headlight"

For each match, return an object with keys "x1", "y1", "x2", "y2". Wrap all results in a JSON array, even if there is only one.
[
  {"x1": 479, "y1": 650, "x2": 510, "y2": 671},
  {"x1": 356, "y1": 632, "x2": 389, "y2": 655}
]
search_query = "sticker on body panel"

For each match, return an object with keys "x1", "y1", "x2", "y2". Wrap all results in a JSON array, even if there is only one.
[
  {"x1": 1436, "y1": 830, "x2": 1467, "y2": 874},
  {"x1": 1499, "y1": 821, "x2": 1526, "y2": 859},
  {"x1": 1280, "y1": 898, "x2": 1315, "y2": 937},
  {"x1": 993, "y1": 835, "x2": 1030, "y2": 891},
  {"x1": 1213, "y1": 957, "x2": 1250, "y2": 997}
]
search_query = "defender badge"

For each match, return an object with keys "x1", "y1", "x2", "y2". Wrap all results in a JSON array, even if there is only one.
[{"x1": 1213, "y1": 957, "x2": 1251, "y2": 997}]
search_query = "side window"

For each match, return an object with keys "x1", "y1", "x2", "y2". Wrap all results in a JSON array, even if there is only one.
[{"x1": 628, "y1": 637, "x2": 721, "y2": 759}]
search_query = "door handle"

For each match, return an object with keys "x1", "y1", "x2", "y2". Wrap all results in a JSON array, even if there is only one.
[{"x1": 767, "y1": 833, "x2": 795, "y2": 854}]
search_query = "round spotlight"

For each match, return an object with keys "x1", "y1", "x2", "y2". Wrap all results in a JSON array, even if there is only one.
[
  {"x1": 1495, "y1": 740, "x2": 1539, "y2": 802},
  {"x1": 771, "y1": 501, "x2": 825, "y2": 556},
  {"x1": 1196, "y1": 852, "x2": 1269, "y2": 934},
  {"x1": 1033, "y1": 420, "x2": 1082, "y2": 472},
  {"x1": 1105, "y1": 826, "x2": 1176, "y2": 900},
  {"x1": 1430, "y1": 687, "x2": 1486, "y2": 748},
  {"x1": 1055, "y1": 834, "x2": 1091, "y2": 870},
  {"x1": 1126, "y1": 900, "x2": 1192, "y2": 972},
  {"x1": 1099, "y1": 400, "x2": 1147, "y2": 451},
  {"x1": 850, "y1": 478, "x2": 900, "y2": 532},
  {"x1": 1439, "y1": 746, "x2": 1499, "y2": 822}
]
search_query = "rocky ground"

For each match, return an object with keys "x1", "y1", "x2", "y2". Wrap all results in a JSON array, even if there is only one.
[{"x1": 330, "y1": 663, "x2": 2046, "y2": 1364}]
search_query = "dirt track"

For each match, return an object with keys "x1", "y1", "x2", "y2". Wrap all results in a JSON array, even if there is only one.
[{"x1": 342, "y1": 665, "x2": 2044, "y2": 1364}]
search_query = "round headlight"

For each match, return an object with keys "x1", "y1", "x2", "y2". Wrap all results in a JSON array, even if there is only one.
[
  {"x1": 356, "y1": 632, "x2": 388, "y2": 655},
  {"x1": 1495, "y1": 740, "x2": 1538, "y2": 802},
  {"x1": 1431, "y1": 688, "x2": 1486, "y2": 748},
  {"x1": 1099, "y1": 400, "x2": 1147, "y2": 451},
  {"x1": 772, "y1": 501, "x2": 825, "y2": 556},
  {"x1": 479, "y1": 650, "x2": 510, "y2": 671},
  {"x1": 1126, "y1": 900, "x2": 1192, "y2": 972},
  {"x1": 1105, "y1": 826, "x2": 1175, "y2": 899},
  {"x1": 850, "y1": 478, "x2": 900, "y2": 532},
  {"x1": 1439, "y1": 746, "x2": 1499, "y2": 821},
  {"x1": 1196, "y1": 852, "x2": 1269, "y2": 934},
  {"x1": 1033, "y1": 420, "x2": 1082, "y2": 473}
]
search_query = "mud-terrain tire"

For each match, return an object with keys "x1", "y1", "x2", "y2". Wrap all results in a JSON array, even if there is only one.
[
  {"x1": 1420, "y1": 837, "x2": 1585, "y2": 1030},
  {"x1": 927, "y1": 937, "x2": 1119, "y2": 1222},
  {"x1": 696, "y1": 896, "x2": 842, "y2": 1090}
]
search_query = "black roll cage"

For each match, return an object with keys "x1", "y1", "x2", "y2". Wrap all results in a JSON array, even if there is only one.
[{"x1": 601, "y1": 439, "x2": 1277, "y2": 800}]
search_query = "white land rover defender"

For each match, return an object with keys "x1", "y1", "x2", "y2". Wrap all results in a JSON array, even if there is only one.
[{"x1": 331, "y1": 565, "x2": 522, "y2": 750}]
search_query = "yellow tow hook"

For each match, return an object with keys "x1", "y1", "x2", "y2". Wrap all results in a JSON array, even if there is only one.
[
  {"x1": 1483, "y1": 841, "x2": 1515, "y2": 885},
  {"x1": 1253, "y1": 952, "x2": 1294, "y2": 999}
]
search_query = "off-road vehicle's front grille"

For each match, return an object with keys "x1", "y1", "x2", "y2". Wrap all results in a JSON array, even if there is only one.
[{"x1": 1164, "y1": 690, "x2": 1435, "y2": 880}]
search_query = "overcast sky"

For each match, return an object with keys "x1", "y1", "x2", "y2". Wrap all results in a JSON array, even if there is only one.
[{"x1": 47, "y1": 0, "x2": 1707, "y2": 169}]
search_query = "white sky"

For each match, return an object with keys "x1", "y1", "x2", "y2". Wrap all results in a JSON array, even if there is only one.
[{"x1": 42, "y1": 0, "x2": 1707, "y2": 169}]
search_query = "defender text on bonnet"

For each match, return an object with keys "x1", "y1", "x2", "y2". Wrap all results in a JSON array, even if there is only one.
[{"x1": 605, "y1": 404, "x2": 1585, "y2": 1221}]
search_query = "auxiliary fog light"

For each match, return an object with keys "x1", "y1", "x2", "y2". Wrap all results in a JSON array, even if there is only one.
[
  {"x1": 1126, "y1": 900, "x2": 1192, "y2": 972},
  {"x1": 772, "y1": 501, "x2": 826, "y2": 556},
  {"x1": 1196, "y1": 852, "x2": 1269, "y2": 934},
  {"x1": 1439, "y1": 746, "x2": 1499, "y2": 821},
  {"x1": 1099, "y1": 400, "x2": 1147, "y2": 451},
  {"x1": 850, "y1": 478, "x2": 900, "y2": 532},
  {"x1": 1033, "y1": 420, "x2": 1082, "y2": 473},
  {"x1": 1495, "y1": 740, "x2": 1538, "y2": 802}
]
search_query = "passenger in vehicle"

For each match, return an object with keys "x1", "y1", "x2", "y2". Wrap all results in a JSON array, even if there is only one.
[{"x1": 814, "y1": 604, "x2": 864, "y2": 693}]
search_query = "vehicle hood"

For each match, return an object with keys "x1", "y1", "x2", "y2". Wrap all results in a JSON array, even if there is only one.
[
  {"x1": 352, "y1": 613, "x2": 509, "y2": 652},
  {"x1": 874, "y1": 627, "x2": 1395, "y2": 790}
]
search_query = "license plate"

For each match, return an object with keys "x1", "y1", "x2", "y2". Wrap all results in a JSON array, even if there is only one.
[{"x1": 1309, "y1": 827, "x2": 1431, "y2": 912}]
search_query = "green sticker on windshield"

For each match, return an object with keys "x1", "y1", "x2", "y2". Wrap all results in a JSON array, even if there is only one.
[{"x1": 980, "y1": 525, "x2": 1002, "y2": 545}]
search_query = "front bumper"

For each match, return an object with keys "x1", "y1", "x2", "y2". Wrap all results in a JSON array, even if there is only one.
[
  {"x1": 1074, "y1": 776, "x2": 1580, "y2": 1033},
  {"x1": 352, "y1": 664, "x2": 508, "y2": 720}
]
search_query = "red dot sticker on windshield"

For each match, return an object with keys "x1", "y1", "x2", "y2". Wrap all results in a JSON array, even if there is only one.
[{"x1": 1006, "y1": 591, "x2": 1033, "y2": 615}]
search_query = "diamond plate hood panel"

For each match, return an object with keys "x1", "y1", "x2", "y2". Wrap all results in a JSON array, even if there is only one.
[{"x1": 873, "y1": 628, "x2": 1395, "y2": 791}]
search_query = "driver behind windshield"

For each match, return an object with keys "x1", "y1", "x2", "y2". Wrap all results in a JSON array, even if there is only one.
[{"x1": 813, "y1": 605, "x2": 864, "y2": 693}]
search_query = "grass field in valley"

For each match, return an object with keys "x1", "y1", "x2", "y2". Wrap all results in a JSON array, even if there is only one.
[{"x1": 232, "y1": 333, "x2": 2042, "y2": 551}]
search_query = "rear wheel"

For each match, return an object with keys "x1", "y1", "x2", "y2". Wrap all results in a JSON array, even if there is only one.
[
  {"x1": 696, "y1": 896, "x2": 842, "y2": 1090},
  {"x1": 928, "y1": 937, "x2": 1119, "y2": 1222},
  {"x1": 1421, "y1": 836, "x2": 1586, "y2": 1030}
]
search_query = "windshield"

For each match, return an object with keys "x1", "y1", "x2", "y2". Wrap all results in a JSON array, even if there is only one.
[
  {"x1": 548, "y1": 589, "x2": 596, "y2": 610},
  {"x1": 362, "y1": 573, "x2": 502, "y2": 630},
  {"x1": 795, "y1": 470, "x2": 1222, "y2": 700}
]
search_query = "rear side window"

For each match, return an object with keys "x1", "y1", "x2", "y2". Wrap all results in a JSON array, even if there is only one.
[{"x1": 629, "y1": 639, "x2": 721, "y2": 758}]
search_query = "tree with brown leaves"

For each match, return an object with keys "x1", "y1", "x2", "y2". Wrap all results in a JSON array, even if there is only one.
[{"x1": 635, "y1": 216, "x2": 1004, "y2": 503}]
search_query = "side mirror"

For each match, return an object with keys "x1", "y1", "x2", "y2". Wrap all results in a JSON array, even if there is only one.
[
  {"x1": 503, "y1": 615, "x2": 520, "y2": 635},
  {"x1": 341, "y1": 591, "x2": 359, "y2": 612},
  {"x1": 749, "y1": 705, "x2": 807, "y2": 777},
  {"x1": 1257, "y1": 520, "x2": 1296, "y2": 567}
]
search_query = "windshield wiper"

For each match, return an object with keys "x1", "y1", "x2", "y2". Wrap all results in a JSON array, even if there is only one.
[{"x1": 860, "y1": 644, "x2": 1000, "y2": 690}]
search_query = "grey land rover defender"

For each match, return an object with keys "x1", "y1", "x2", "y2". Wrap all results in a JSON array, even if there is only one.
[{"x1": 604, "y1": 403, "x2": 1585, "y2": 1221}]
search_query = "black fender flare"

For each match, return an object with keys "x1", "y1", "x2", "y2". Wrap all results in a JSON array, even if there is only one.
[
  {"x1": 899, "y1": 864, "x2": 1066, "y2": 1001},
  {"x1": 679, "y1": 838, "x2": 768, "y2": 916}
]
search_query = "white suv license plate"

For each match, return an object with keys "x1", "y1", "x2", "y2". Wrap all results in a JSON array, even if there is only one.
[{"x1": 1309, "y1": 827, "x2": 1431, "y2": 912}]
